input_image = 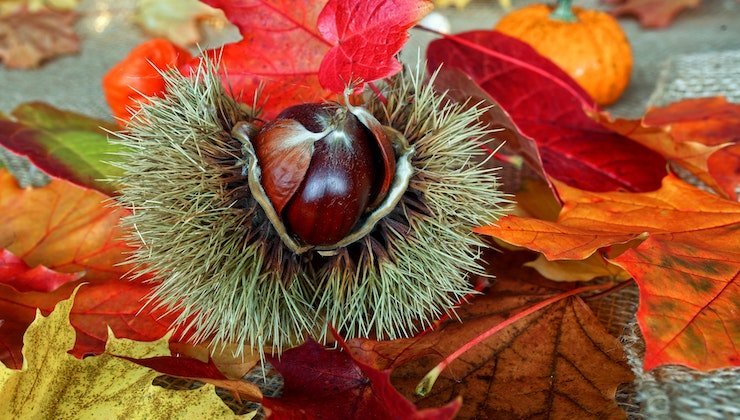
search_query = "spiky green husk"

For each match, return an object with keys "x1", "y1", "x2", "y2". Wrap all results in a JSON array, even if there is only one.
[
  {"x1": 320, "y1": 66, "x2": 508, "y2": 338},
  {"x1": 114, "y1": 60, "x2": 507, "y2": 356},
  {"x1": 113, "y1": 64, "x2": 315, "y2": 354}
]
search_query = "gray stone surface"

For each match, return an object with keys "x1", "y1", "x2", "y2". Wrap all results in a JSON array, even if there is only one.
[{"x1": 0, "y1": 0, "x2": 738, "y2": 120}]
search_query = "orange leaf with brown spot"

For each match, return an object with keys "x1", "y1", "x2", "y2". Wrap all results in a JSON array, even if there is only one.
[
  {"x1": 614, "y1": 236, "x2": 739, "y2": 371},
  {"x1": 477, "y1": 176, "x2": 740, "y2": 371}
]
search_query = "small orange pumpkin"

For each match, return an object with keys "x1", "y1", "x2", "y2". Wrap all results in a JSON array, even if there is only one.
[{"x1": 495, "y1": 0, "x2": 632, "y2": 106}]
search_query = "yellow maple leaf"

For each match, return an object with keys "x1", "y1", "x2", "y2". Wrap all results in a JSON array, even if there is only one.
[
  {"x1": 133, "y1": 0, "x2": 225, "y2": 47},
  {"x1": 525, "y1": 253, "x2": 632, "y2": 282},
  {"x1": 0, "y1": 288, "x2": 252, "y2": 419},
  {"x1": 433, "y1": 0, "x2": 472, "y2": 8}
]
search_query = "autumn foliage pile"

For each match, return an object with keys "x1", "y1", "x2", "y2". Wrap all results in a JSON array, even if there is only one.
[{"x1": 0, "y1": 0, "x2": 738, "y2": 418}]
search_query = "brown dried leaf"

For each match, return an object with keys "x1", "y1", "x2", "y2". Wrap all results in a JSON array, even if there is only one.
[
  {"x1": 351, "y1": 253, "x2": 634, "y2": 419},
  {"x1": 608, "y1": 0, "x2": 701, "y2": 28},
  {"x1": 0, "y1": 8, "x2": 80, "y2": 69},
  {"x1": 418, "y1": 298, "x2": 632, "y2": 418}
]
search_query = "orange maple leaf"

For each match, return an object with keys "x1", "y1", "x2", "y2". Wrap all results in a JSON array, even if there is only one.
[
  {"x1": 594, "y1": 111, "x2": 729, "y2": 198},
  {"x1": 0, "y1": 170, "x2": 132, "y2": 281},
  {"x1": 0, "y1": 170, "x2": 186, "y2": 368},
  {"x1": 476, "y1": 175, "x2": 740, "y2": 371},
  {"x1": 477, "y1": 175, "x2": 739, "y2": 261},
  {"x1": 615, "y1": 236, "x2": 738, "y2": 370},
  {"x1": 644, "y1": 97, "x2": 740, "y2": 199}
]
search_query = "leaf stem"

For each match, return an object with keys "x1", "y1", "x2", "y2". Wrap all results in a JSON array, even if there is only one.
[
  {"x1": 415, "y1": 283, "x2": 606, "y2": 397},
  {"x1": 490, "y1": 151, "x2": 524, "y2": 168},
  {"x1": 368, "y1": 82, "x2": 387, "y2": 104},
  {"x1": 551, "y1": 0, "x2": 577, "y2": 22}
]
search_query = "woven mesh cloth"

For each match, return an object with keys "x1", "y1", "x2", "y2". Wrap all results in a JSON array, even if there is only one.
[
  {"x1": 648, "y1": 49, "x2": 740, "y2": 107},
  {"x1": 623, "y1": 322, "x2": 740, "y2": 420},
  {"x1": 0, "y1": 148, "x2": 49, "y2": 188}
]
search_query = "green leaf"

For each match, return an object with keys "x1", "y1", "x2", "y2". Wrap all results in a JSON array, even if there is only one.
[{"x1": 0, "y1": 102, "x2": 124, "y2": 195}]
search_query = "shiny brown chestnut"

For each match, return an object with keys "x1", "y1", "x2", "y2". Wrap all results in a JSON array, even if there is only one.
[{"x1": 254, "y1": 103, "x2": 395, "y2": 246}]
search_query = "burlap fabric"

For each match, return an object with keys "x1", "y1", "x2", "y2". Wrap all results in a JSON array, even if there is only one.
[
  {"x1": 649, "y1": 49, "x2": 740, "y2": 107},
  {"x1": 0, "y1": 148, "x2": 49, "y2": 188}
]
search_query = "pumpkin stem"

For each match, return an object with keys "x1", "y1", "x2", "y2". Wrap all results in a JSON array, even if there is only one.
[{"x1": 550, "y1": 0, "x2": 577, "y2": 22}]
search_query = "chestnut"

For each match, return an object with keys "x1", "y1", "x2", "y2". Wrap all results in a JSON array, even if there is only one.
[{"x1": 254, "y1": 103, "x2": 395, "y2": 246}]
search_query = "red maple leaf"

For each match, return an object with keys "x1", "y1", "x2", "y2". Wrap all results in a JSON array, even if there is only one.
[
  {"x1": 316, "y1": 0, "x2": 433, "y2": 92},
  {"x1": 0, "y1": 249, "x2": 83, "y2": 293},
  {"x1": 263, "y1": 339, "x2": 461, "y2": 419},
  {"x1": 104, "y1": 1, "x2": 431, "y2": 121},
  {"x1": 193, "y1": 0, "x2": 431, "y2": 118},
  {"x1": 427, "y1": 30, "x2": 668, "y2": 193}
]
